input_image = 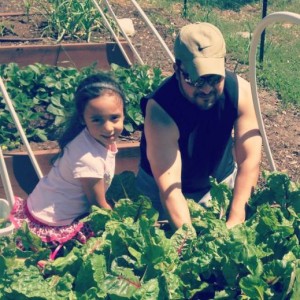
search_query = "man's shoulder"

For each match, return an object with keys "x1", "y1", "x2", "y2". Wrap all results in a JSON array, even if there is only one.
[
  {"x1": 235, "y1": 75, "x2": 254, "y2": 116},
  {"x1": 140, "y1": 74, "x2": 175, "y2": 112},
  {"x1": 225, "y1": 71, "x2": 251, "y2": 98},
  {"x1": 146, "y1": 99, "x2": 175, "y2": 127},
  {"x1": 225, "y1": 70, "x2": 249, "y2": 83},
  {"x1": 236, "y1": 75, "x2": 251, "y2": 95}
]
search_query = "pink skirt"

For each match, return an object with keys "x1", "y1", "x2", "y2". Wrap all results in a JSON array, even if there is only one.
[{"x1": 9, "y1": 196, "x2": 94, "y2": 244}]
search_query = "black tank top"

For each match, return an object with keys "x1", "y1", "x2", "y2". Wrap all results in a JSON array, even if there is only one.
[{"x1": 140, "y1": 70, "x2": 239, "y2": 194}]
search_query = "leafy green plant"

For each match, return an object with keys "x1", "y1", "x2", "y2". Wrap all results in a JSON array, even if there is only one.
[
  {"x1": 0, "y1": 63, "x2": 93, "y2": 149},
  {"x1": 38, "y1": 0, "x2": 118, "y2": 42},
  {"x1": 0, "y1": 22, "x2": 15, "y2": 37},
  {"x1": 0, "y1": 62, "x2": 165, "y2": 150},
  {"x1": 0, "y1": 171, "x2": 299, "y2": 299},
  {"x1": 111, "y1": 63, "x2": 165, "y2": 133},
  {"x1": 23, "y1": 0, "x2": 34, "y2": 23}
]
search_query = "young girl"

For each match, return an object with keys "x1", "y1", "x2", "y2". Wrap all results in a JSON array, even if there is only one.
[{"x1": 10, "y1": 72, "x2": 126, "y2": 245}]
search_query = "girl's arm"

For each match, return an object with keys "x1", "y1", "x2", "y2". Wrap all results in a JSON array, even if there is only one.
[{"x1": 79, "y1": 177, "x2": 113, "y2": 210}]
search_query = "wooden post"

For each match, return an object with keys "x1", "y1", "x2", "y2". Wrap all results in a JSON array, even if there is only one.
[
  {"x1": 183, "y1": 0, "x2": 188, "y2": 18},
  {"x1": 259, "y1": 0, "x2": 268, "y2": 63}
]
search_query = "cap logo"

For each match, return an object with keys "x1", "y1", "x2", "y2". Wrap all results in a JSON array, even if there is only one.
[{"x1": 198, "y1": 45, "x2": 210, "y2": 52}]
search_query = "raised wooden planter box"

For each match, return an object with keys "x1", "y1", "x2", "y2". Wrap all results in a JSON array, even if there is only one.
[
  {"x1": 0, "y1": 142, "x2": 140, "y2": 199},
  {"x1": 0, "y1": 42, "x2": 134, "y2": 69}
]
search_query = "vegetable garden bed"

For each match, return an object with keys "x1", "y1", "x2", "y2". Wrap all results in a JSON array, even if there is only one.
[
  {"x1": 0, "y1": 171, "x2": 299, "y2": 299},
  {"x1": 0, "y1": 42, "x2": 134, "y2": 70}
]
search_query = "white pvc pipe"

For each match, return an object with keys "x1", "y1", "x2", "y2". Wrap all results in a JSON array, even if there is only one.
[
  {"x1": 0, "y1": 149, "x2": 15, "y2": 235},
  {"x1": 0, "y1": 223, "x2": 14, "y2": 236},
  {"x1": 91, "y1": 0, "x2": 133, "y2": 66},
  {"x1": 103, "y1": 0, "x2": 145, "y2": 65},
  {"x1": 0, "y1": 77, "x2": 43, "y2": 179},
  {"x1": 130, "y1": 0, "x2": 175, "y2": 63},
  {"x1": 0, "y1": 199, "x2": 14, "y2": 236},
  {"x1": 249, "y1": 11, "x2": 300, "y2": 172},
  {"x1": 0, "y1": 148, "x2": 15, "y2": 209}
]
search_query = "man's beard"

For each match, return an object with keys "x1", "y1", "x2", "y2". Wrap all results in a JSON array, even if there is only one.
[{"x1": 193, "y1": 90, "x2": 222, "y2": 110}]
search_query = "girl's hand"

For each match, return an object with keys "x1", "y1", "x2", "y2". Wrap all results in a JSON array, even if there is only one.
[
  {"x1": 80, "y1": 177, "x2": 112, "y2": 209},
  {"x1": 101, "y1": 200, "x2": 113, "y2": 210}
]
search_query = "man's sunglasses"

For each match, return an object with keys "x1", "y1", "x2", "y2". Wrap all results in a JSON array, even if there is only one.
[{"x1": 179, "y1": 67, "x2": 223, "y2": 88}]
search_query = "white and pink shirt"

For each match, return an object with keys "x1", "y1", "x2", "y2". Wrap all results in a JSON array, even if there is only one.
[{"x1": 27, "y1": 128, "x2": 117, "y2": 226}]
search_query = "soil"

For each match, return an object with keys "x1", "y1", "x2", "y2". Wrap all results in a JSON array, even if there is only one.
[{"x1": 0, "y1": 1, "x2": 299, "y2": 183}]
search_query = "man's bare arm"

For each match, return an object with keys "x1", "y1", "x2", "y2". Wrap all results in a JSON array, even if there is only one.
[
  {"x1": 227, "y1": 76, "x2": 262, "y2": 228},
  {"x1": 144, "y1": 99, "x2": 192, "y2": 228}
]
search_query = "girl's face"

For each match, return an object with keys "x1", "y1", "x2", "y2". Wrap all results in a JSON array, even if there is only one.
[{"x1": 83, "y1": 92, "x2": 124, "y2": 148}]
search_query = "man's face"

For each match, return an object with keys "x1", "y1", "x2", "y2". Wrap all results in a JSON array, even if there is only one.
[{"x1": 174, "y1": 63, "x2": 225, "y2": 110}]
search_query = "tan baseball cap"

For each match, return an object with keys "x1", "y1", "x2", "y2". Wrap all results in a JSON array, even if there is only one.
[{"x1": 174, "y1": 22, "x2": 226, "y2": 81}]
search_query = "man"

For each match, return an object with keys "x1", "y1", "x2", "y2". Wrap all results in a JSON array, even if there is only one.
[{"x1": 136, "y1": 22, "x2": 262, "y2": 229}]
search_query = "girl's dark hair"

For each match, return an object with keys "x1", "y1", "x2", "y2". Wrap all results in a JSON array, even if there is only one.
[{"x1": 52, "y1": 72, "x2": 126, "y2": 163}]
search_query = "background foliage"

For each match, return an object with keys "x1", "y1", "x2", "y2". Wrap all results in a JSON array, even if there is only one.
[
  {"x1": 0, "y1": 63, "x2": 165, "y2": 150},
  {"x1": 153, "y1": 0, "x2": 300, "y2": 107}
]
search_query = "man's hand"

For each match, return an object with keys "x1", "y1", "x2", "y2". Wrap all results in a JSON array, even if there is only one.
[{"x1": 226, "y1": 205, "x2": 246, "y2": 229}]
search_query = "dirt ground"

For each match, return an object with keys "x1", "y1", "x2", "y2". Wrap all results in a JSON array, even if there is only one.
[{"x1": 0, "y1": 1, "x2": 299, "y2": 183}]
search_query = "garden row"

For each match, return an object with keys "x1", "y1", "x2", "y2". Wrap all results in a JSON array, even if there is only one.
[
  {"x1": 0, "y1": 62, "x2": 165, "y2": 150},
  {"x1": 0, "y1": 171, "x2": 299, "y2": 299}
]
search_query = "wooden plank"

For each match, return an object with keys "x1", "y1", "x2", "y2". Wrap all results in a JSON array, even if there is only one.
[
  {"x1": 0, "y1": 142, "x2": 140, "y2": 199},
  {"x1": 0, "y1": 42, "x2": 134, "y2": 69}
]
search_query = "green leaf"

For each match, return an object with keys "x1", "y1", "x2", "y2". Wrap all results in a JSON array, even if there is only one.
[
  {"x1": 240, "y1": 275, "x2": 268, "y2": 299},
  {"x1": 138, "y1": 217, "x2": 175, "y2": 266},
  {"x1": 171, "y1": 224, "x2": 196, "y2": 258},
  {"x1": 209, "y1": 177, "x2": 232, "y2": 218},
  {"x1": 8, "y1": 265, "x2": 58, "y2": 299},
  {"x1": 178, "y1": 258, "x2": 208, "y2": 295},
  {"x1": 106, "y1": 171, "x2": 139, "y2": 202},
  {"x1": 0, "y1": 255, "x2": 7, "y2": 277},
  {"x1": 104, "y1": 269, "x2": 142, "y2": 299},
  {"x1": 35, "y1": 128, "x2": 48, "y2": 142},
  {"x1": 54, "y1": 273, "x2": 75, "y2": 298},
  {"x1": 82, "y1": 205, "x2": 113, "y2": 233},
  {"x1": 15, "y1": 222, "x2": 43, "y2": 252},
  {"x1": 49, "y1": 95, "x2": 65, "y2": 108},
  {"x1": 113, "y1": 197, "x2": 158, "y2": 224},
  {"x1": 160, "y1": 272, "x2": 185, "y2": 300},
  {"x1": 290, "y1": 267, "x2": 300, "y2": 300},
  {"x1": 131, "y1": 278, "x2": 160, "y2": 299},
  {"x1": 75, "y1": 254, "x2": 107, "y2": 294},
  {"x1": 47, "y1": 104, "x2": 65, "y2": 116},
  {"x1": 44, "y1": 247, "x2": 83, "y2": 277}
]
